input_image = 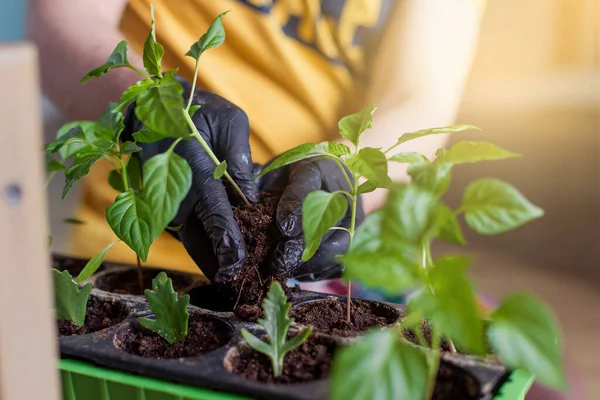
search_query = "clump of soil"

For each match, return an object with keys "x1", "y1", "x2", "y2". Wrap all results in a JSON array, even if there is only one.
[
  {"x1": 115, "y1": 314, "x2": 232, "y2": 358},
  {"x1": 290, "y1": 298, "x2": 399, "y2": 335},
  {"x1": 432, "y1": 363, "x2": 480, "y2": 400},
  {"x1": 95, "y1": 268, "x2": 196, "y2": 295},
  {"x1": 231, "y1": 193, "x2": 292, "y2": 321},
  {"x1": 228, "y1": 335, "x2": 335, "y2": 384},
  {"x1": 57, "y1": 295, "x2": 127, "y2": 336}
]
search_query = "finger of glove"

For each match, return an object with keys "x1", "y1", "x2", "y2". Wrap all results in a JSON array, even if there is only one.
[
  {"x1": 178, "y1": 215, "x2": 220, "y2": 281},
  {"x1": 276, "y1": 160, "x2": 322, "y2": 237}
]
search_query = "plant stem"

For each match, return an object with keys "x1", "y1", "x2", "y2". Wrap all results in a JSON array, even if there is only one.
[
  {"x1": 183, "y1": 110, "x2": 250, "y2": 205},
  {"x1": 127, "y1": 65, "x2": 152, "y2": 80},
  {"x1": 425, "y1": 329, "x2": 441, "y2": 400},
  {"x1": 185, "y1": 59, "x2": 201, "y2": 111},
  {"x1": 136, "y1": 256, "x2": 144, "y2": 295},
  {"x1": 346, "y1": 171, "x2": 359, "y2": 323},
  {"x1": 118, "y1": 157, "x2": 130, "y2": 191}
]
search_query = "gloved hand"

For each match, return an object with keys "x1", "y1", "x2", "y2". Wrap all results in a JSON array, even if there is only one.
[
  {"x1": 123, "y1": 77, "x2": 259, "y2": 283},
  {"x1": 256, "y1": 158, "x2": 365, "y2": 282}
]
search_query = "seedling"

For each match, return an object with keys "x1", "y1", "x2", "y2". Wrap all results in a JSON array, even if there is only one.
[
  {"x1": 138, "y1": 272, "x2": 190, "y2": 344},
  {"x1": 46, "y1": 6, "x2": 243, "y2": 320},
  {"x1": 53, "y1": 269, "x2": 92, "y2": 328},
  {"x1": 241, "y1": 282, "x2": 312, "y2": 377}
]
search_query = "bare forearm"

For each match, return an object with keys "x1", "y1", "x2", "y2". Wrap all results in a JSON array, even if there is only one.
[{"x1": 27, "y1": 0, "x2": 141, "y2": 120}]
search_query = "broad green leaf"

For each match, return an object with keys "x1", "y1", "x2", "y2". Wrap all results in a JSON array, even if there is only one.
[
  {"x1": 52, "y1": 269, "x2": 92, "y2": 327},
  {"x1": 186, "y1": 12, "x2": 230, "y2": 60},
  {"x1": 432, "y1": 204, "x2": 466, "y2": 245},
  {"x1": 115, "y1": 79, "x2": 158, "y2": 112},
  {"x1": 121, "y1": 141, "x2": 143, "y2": 154},
  {"x1": 188, "y1": 104, "x2": 201, "y2": 118},
  {"x1": 337, "y1": 103, "x2": 376, "y2": 147},
  {"x1": 408, "y1": 161, "x2": 453, "y2": 197},
  {"x1": 96, "y1": 102, "x2": 124, "y2": 142},
  {"x1": 461, "y1": 179, "x2": 544, "y2": 234},
  {"x1": 106, "y1": 189, "x2": 154, "y2": 261},
  {"x1": 46, "y1": 155, "x2": 65, "y2": 172},
  {"x1": 108, "y1": 156, "x2": 142, "y2": 192},
  {"x1": 327, "y1": 142, "x2": 351, "y2": 156},
  {"x1": 143, "y1": 150, "x2": 192, "y2": 238},
  {"x1": 349, "y1": 211, "x2": 383, "y2": 253},
  {"x1": 81, "y1": 41, "x2": 131, "y2": 84},
  {"x1": 435, "y1": 141, "x2": 520, "y2": 165},
  {"x1": 382, "y1": 184, "x2": 437, "y2": 246},
  {"x1": 75, "y1": 241, "x2": 119, "y2": 283},
  {"x1": 142, "y1": 5, "x2": 165, "y2": 76},
  {"x1": 330, "y1": 330, "x2": 428, "y2": 400},
  {"x1": 346, "y1": 147, "x2": 390, "y2": 188},
  {"x1": 301, "y1": 190, "x2": 348, "y2": 261},
  {"x1": 62, "y1": 147, "x2": 108, "y2": 198},
  {"x1": 408, "y1": 257, "x2": 484, "y2": 355},
  {"x1": 342, "y1": 249, "x2": 420, "y2": 294},
  {"x1": 395, "y1": 125, "x2": 480, "y2": 146},
  {"x1": 357, "y1": 180, "x2": 377, "y2": 194},
  {"x1": 489, "y1": 293, "x2": 566, "y2": 390},
  {"x1": 55, "y1": 122, "x2": 97, "y2": 159},
  {"x1": 135, "y1": 72, "x2": 189, "y2": 138},
  {"x1": 389, "y1": 152, "x2": 429, "y2": 164},
  {"x1": 45, "y1": 126, "x2": 84, "y2": 153},
  {"x1": 213, "y1": 160, "x2": 228, "y2": 179},
  {"x1": 132, "y1": 128, "x2": 169, "y2": 143},
  {"x1": 241, "y1": 282, "x2": 312, "y2": 376},
  {"x1": 138, "y1": 272, "x2": 190, "y2": 344},
  {"x1": 255, "y1": 142, "x2": 340, "y2": 178}
]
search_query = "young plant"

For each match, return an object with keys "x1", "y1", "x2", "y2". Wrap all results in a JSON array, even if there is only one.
[
  {"x1": 240, "y1": 281, "x2": 312, "y2": 377},
  {"x1": 53, "y1": 269, "x2": 92, "y2": 328},
  {"x1": 138, "y1": 272, "x2": 190, "y2": 344},
  {"x1": 46, "y1": 6, "x2": 243, "y2": 317}
]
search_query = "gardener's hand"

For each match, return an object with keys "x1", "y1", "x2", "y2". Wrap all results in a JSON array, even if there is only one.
[
  {"x1": 256, "y1": 158, "x2": 364, "y2": 282},
  {"x1": 124, "y1": 78, "x2": 259, "y2": 283}
]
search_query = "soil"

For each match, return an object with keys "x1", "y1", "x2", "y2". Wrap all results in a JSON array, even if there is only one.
[
  {"x1": 52, "y1": 254, "x2": 91, "y2": 277},
  {"x1": 402, "y1": 319, "x2": 453, "y2": 352},
  {"x1": 115, "y1": 313, "x2": 232, "y2": 358},
  {"x1": 231, "y1": 193, "x2": 293, "y2": 321},
  {"x1": 228, "y1": 335, "x2": 336, "y2": 384},
  {"x1": 95, "y1": 268, "x2": 195, "y2": 295},
  {"x1": 57, "y1": 295, "x2": 127, "y2": 336},
  {"x1": 290, "y1": 298, "x2": 399, "y2": 335},
  {"x1": 432, "y1": 362, "x2": 480, "y2": 400}
]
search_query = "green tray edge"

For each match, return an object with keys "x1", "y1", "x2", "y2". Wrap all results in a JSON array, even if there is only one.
[{"x1": 59, "y1": 359, "x2": 533, "y2": 400}]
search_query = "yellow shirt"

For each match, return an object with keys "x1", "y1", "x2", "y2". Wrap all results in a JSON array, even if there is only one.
[{"x1": 68, "y1": 0, "x2": 393, "y2": 276}]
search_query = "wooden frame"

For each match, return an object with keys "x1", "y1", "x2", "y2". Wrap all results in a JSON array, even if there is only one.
[{"x1": 0, "y1": 44, "x2": 60, "y2": 400}]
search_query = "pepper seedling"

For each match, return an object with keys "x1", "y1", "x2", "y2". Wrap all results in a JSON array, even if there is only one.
[
  {"x1": 46, "y1": 6, "x2": 242, "y2": 321},
  {"x1": 138, "y1": 272, "x2": 190, "y2": 344},
  {"x1": 53, "y1": 269, "x2": 92, "y2": 328},
  {"x1": 241, "y1": 282, "x2": 312, "y2": 377}
]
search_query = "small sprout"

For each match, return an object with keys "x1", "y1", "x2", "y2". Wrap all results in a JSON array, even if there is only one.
[
  {"x1": 241, "y1": 282, "x2": 312, "y2": 377},
  {"x1": 53, "y1": 269, "x2": 92, "y2": 327},
  {"x1": 138, "y1": 272, "x2": 190, "y2": 344}
]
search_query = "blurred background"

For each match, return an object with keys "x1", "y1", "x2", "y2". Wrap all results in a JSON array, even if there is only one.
[{"x1": 1, "y1": 0, "x2": 598, "y2": 398}]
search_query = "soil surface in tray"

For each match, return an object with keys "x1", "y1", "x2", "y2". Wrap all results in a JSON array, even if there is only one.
[
  {"x1": 290, "y1": 298, "x2": 399, "y2": 335},
  {"x1": 52, "y1": 255, "x2": 90, "y2": 277},
  {"x1": 115, "y1": 314, "x2": 232, "y2": 358},
  {"x1": 228, "y1": 335, "x2": 336, "y2": 384},
  {"x1": 432, "y1": 363, "x2": 480, "y2": 400},
  {"x1": 57, "y1": 296, "x2": 127, "y2": 336},
  {"x1": 231, "y1": 192, "x2": 293, "y2": 321},
  {"x1": 95, "y1": 268, "x2": 194, "y2": 296}
]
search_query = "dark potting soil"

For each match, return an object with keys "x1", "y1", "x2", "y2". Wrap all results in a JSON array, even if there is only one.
[
  {"x1": 228, "y1": 335, "x2": 336, "y2": 384},
  {"x1": 290, "y1": 298, "x2": 398, "y2": 335},
  {"x1": 95, "y1": 268, "x2": 194, "y2": 295},
  {"x1": 231, "y1": 193, "x2": 294, "y2": 321},
  {"x1": 52, "y1": 254, "x2": 90, "y2": 277},
  {"x1": 432, "y1": 363, "x2": 480, "y2": 400},
  {"x1": 403, "y1": 320, "x2": 453, "y2": 352},
  {"x1": 57, "y1": 296, "x2": 127, "y2": 336},
  {"x1": 115, "y1": 314, "x2": 232, "y2": 358}
]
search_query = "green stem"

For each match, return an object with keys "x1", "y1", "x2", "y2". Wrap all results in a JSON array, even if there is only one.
[
  {"x1": 118, "y1": 157, "x2": 130, "y2": 191},
  {"x1": 185, "y1": 59, "x2": 201, "y2": 111},
  {"x1": 383, "y1": 141, "x2": 401, "y2": 156},
  {"x1": 127, "y1": 65, "x2": 152, "y2": 80},
  {"x1": 333, "y1": 158, "x2": 353, "y2": 190},
  {"x1": 426, "y1": 328, "x2": 441, "y2": 400},
  {"x1": 346, "y1": 171, "x2": 359, "y2": 322},
  {"x1": 184, "y1": 110, "x2": 250, "y2": 205}
]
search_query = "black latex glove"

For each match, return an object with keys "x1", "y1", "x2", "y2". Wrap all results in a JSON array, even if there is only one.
[
  {"x1": 123, "y1": 77, "x2": 259, "y2": 283},
  {"x1": 256, "y1": 158, "x2": 365, "y2": 282}
]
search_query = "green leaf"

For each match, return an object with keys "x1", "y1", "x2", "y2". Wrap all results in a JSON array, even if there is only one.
[
  {"x1": 241, "y1": 282, "x2": 312, "y2": 376},
  {"x1": 342, "y1": 249, "x2": 420, "y2": 294},
  {"x1": 327, "y1": 142, "x2": 351, "y2": 156},
  {"x1": 301, "y1": 190, "x2": 348, "y2": 261},
  {"x1": 106, "y1": 189, "x2": 154, "y2": 261},
  {"x1": 46, "y1": 155, "x2": 65, "y2": 172},
  {"x1": 188, "y1": 105, "x2": 201, "y2": 118},
  {"x1": 45, "y1": 126, "x2": 85, "y2": 153},
  {"x1": 81, "y1": 41, "x2": 131, "y2": 84},
  {"x1": 135, "y1": 72, "x2": 189, "y2": 138},
  {"x1": 489, "y1": 293, "x2": 566, "y2": 390},
  {"x1": 382, "y1": 184, "x2": 438, "y2": 246},
  {"x1": 346, "y1": 147, "x2": 391, "y2": 188},
  {"x1": 62, "y1": 218, "x2": 85, "y2": 225},
  {"x1": 213, "y1": 160, "x2": 227, "y2": 179},
  {"x1": 74, "y1": 241, "x2": 119, "y2": 283},
  {"x1": 461, "y1": 179, "x2": 544, "y2": 234},
  {"x1": 350, "y1": 211, "x2": 383, "y2": 253},
  {"x1": 435, "y1": 141, "x2": 520, "y2": 165},
  {"x1": 115, "y1": 79, "x2": 158, "y2": 113},
  {"x1": 432, "y1": 204, "x2": 466, "y2": 245},
  {"x1": 63, "y1": 147, "x2": 108, "y2": 198},
  {"x1": 96, "y1": 102, "x2": 124, "y2": 142},
  {"x1": 108, "y1": 156, "x2": 142, "y2": 192},
  {"x1": 121, "y1": 141, "x2": 143, "y2": 154},
  {"x1": 166, "y1": 224, "x2": 183, "y2": 232},
  {"x1": 330, "y1": 330, "x2": 428, "y2": 400},
  {"x1": 357, "y1": 180, "x2": 377, "y2": 194},
  {"x1": 52, "y1": 269, "x2": 92, "y2": 327},
  {"x1": 138, "y1": 272, "x2": 190, "y2": 344},
  {"x1": 186, "y1": 12, "x2": 230, "y2": 60},
  {"x1": 408, "y1": 256, "x2": 484, "y2": 355},
  {"x1": 55, "y1": 122, "x2": 98, "y2": 159},
  {"x1": 255, "y1": 142, "x2": 340, "y2": 178},
  {"x1": 143, "y1": 150, "x2": 193, "y2": 239},
  {"x1": 142, "y1": 5, "x2": 165, "y2": 76},
  {"x1": 389, "y1": 152, "x2": 429, "y2": 164},
  {"x1": 408, "y1": 161, "x2": 453, "y2": 197},
  {"x1": 395, "y1": 125, "x2": 480, "y2": 146},
  {"x1": 337, "y1": 103, "x2": 376, "y2": 147},
  {"x1": 132, "y1": 128, "x2": 169, "y2": 144}
]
